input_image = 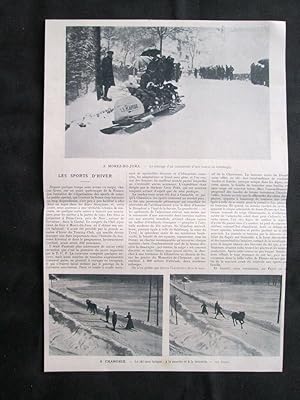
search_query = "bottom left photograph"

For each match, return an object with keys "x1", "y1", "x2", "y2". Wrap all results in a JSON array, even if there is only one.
[{"x1": 48, "y1": 274, "x2": 163, "y2": 356}]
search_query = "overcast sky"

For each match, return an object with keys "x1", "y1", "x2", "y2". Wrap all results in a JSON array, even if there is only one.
[{"x1": 195, "y1": 26, "x2": 269, "y2": 73}]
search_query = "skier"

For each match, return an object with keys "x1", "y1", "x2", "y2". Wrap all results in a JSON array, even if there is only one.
[
  {"x1": 125, "y1": 312, "x2": 134, "y2": 329},
  {"x1": 112, "y1": 311, "x2": 117, "y2": 331},
  {"x1": 101, "y1": 50, "x2": 115, "y2": 101},
  {"x1": 214, "y1": 301, "x2": 225, "y2": 319},
  {"x1": 201, "y1": 302, "x2": 208, "y2": 315},
  {"x1": 214, "y1": 301, "x2": 219, "y2": 314},
  {"x1": 105, "y1": 305, "x2": 110, "y2": 323},
  {"x1": 194, "y1": 68, "x2": 198, "y2": 79}
]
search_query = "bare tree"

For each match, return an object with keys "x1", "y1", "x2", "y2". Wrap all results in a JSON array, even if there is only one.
[
  {"x1": 183, "y1": 29, "x2": 203, "y2": 69},
  {"x1": 102, "y1": 27, "x2": 118, "y2": 51},
  {"x1": 149, "y1": 27, "x2": 184, "y2": 55}
]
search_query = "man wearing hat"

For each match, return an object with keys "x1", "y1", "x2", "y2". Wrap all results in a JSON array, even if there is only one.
[{"x1": 101, "y1": 50, "x2": 115, "y2": 101}]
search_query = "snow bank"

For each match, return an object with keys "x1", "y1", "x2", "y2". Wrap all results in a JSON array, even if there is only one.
[
  {"x1": 171, "y1": 283, "x2": 280, "y2": 333},
  {"x1": 50, "y1": 288, "x2": 162, "y2": 336},
  {"x1": 172, "y1": 300, "x2": 262, "y2": 356},
  {"x1": 49, "y1": 302, "x2": 134, "y2": 356}
]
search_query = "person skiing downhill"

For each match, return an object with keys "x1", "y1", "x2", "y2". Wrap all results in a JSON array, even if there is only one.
[
  {"x1": 214, "y1": 301, "x2": 218, "y2": 314},
  {"x1": 214, "y1": 301, "x2": 225, "y2": 319},
  {"x1": 105, "y1": 305, "x2": 110, "y2": 323},
  {"x1": 112, "y1": 311, "x2": 117, "y2": 331},
  {"x1": 201, "y1": 302, "x2": 208, "y2": 315}
]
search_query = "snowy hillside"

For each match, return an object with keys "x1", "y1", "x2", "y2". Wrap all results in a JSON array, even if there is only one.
[
  {"x1": 65, "y1": 77, "x2": 270, "y2": 159},
  {"x1": 48, "y1": 276, "x2": 162, "y2": 356},
  {"x1": 170, "y1": 279, "x2": 281, "y2": 357}
]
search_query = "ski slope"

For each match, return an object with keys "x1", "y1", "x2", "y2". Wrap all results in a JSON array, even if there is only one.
[
  {"x1": 170, "y1": 282, "x2": 280, "y2": 357},
  {"x1": 65, "y1": 77, "x2": 270, "y2": 159},
  {"x1": 49, "y1": 279, "x2": 162, "y2": 356}
]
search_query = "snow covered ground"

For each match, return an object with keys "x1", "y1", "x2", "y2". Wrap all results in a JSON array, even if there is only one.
[
  {"x1": 170, "y1": 279, "x2": 281, "y2": 357},
  {"x1": 49, "y1": 276, "x2": 162, "y2": 356},
  {"x1": 65, "y1": 77, "x2": 270, "y2": 159}
]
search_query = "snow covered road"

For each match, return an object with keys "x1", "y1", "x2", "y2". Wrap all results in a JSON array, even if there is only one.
[
  {"x1": 170, "y1": 285, "x2": 280, "y2": 357},
  {"x1": 49, "y1": 289, "x2": 162, "y2": 356},
  {"x1": 65, "y1": 77, "x2": 270, "y2": 159}
]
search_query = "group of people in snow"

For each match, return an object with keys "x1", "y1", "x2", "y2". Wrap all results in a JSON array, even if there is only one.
[
  {"x1": 193, "y1": 65, "x2": 235, "y2": 80},
  {"x1": 128, "y1": 55, "x2": 182, "y2": 112},
  {"x1": 103, "y1": 305, "x2": 134, "y2": 331},
  {"x1": 86, "y1": 299, "x2": 134, "y2": 331},
  {"x1": 141, "y1": 55, "x2": 182, "y2": 85},
  {"x1": 201, "y1": 300, "x2": 226, "y2": 319},
  {"x1": 100, "y1": 49, "x2": 183, "y2": 113}
]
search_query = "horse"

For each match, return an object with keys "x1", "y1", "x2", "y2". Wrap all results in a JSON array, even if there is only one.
[
  {"x1": 231, "y1": 311, "x2": 245, "y2": 329},
  {"x1": 86, "y1": 299, "x2": 98, "y2": 315}
]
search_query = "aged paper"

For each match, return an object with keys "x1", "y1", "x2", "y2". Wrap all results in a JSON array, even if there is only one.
[{"x1": 44, "y1": 20, "x2": 287, "y2": 371}]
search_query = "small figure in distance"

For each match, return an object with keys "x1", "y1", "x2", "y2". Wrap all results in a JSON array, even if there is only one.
[
  {"x1": 214, "y1": 301, "x2": 226, "y2": 319},
  {"x1": 112, "y1": 311, "x2": 117, "y2": 331},
  {"x1": 105, "y1": 305, "x2": 110, "y2": 323},
  {"x1": 201, "y1": 302, "x2": 208, "y2": 315},
  {"x1": 125, "y1": 312, "x2": 134, "y2": 330}
]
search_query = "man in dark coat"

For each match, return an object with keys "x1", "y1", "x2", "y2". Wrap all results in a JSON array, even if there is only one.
[
  {"x1": 214, "y1": 301, "x2": 225, "y2": 319},
  {"x1": 105, "y1": 305, "x2": 110, "y2": 323},
  {"x1": 201, "y1": 302, "x2": 208, "y2": 315},
  {"x1": 102, "y1": 50, "x2": 115, "y2": 101},
  {"x1": 112, "y1": 311, "x2": 117, "y2": 331}
]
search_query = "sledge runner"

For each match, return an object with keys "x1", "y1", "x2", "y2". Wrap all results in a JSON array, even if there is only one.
[
  {"x1": 112, "y1": 311, "x2": 117, "y2": 331},
  {"x1": 105, "y1": 305, "x2": 110, "y2": 323},
  {"x1": 125, "y1": 312, "x2": 134, "y2": 330}
]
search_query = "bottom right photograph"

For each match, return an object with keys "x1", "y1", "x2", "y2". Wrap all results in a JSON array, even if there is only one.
[{"x1": 169, "y1": 274, "x2": 282, "y2": 357}]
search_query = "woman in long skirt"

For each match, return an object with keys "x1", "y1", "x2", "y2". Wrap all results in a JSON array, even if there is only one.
[{"x1": 125, "y1": 312, "x2": 134, "y2": 329}]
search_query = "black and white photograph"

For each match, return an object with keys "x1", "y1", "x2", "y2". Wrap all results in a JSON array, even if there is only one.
[
  {"x1": 48, "y1": 274, "x2": 163, "y2": 356},
  {"x1": 170, "y1": 274, "x2": 282, "y2": 357},
  {"x1": 65, "y1": 23, "x2": 270, "y2": 159}
]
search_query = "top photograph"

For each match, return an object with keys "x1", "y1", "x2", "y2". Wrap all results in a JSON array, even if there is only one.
[{"x1": 65, "y1": 23, "x2": 270, "y2": 159}]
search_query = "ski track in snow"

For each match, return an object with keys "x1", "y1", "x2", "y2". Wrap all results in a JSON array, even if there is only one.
[
  {"x1": 49, "y1": 303, "x2": 134, "y2": 356},
  {"x1": 65, "y1": 77, "x2": 270, "y2": 159},
  {"x1": 170, "y1": 284, "x2": 280, "y2": 357},
  {"x1": 49, "y1": 289, "x2": 162, "y2": 356}
]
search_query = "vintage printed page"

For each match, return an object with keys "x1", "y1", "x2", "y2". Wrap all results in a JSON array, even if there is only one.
[{"x1": 43, "y1": 20, "x2": 287, "y2": 371}]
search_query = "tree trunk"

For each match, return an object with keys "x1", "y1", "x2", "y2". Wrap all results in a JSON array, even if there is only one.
[
  {"x1": 123, "y1": 50, "x2": 129, "y2": 66},
  {"x1": 159, "y1": 35, "x2": 163, "y2": 55},
  {"x1": 147, "y1": 276, "x2": 152, "y2": 322},
  {"x1": 277, "y1": 277, "x2": 282, "y2": 324},
  {"x1": 156, "y1": 276, "x2": 159, "y2": 326},
  {"x1": 94, "y1": 27, "x2": 103, "y2": 100}
]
